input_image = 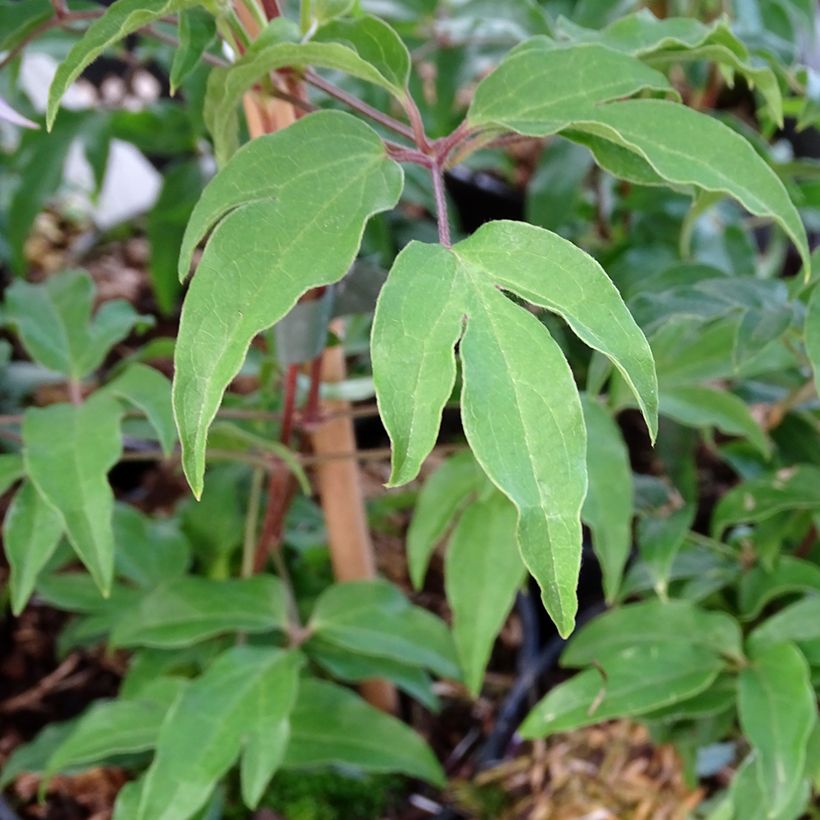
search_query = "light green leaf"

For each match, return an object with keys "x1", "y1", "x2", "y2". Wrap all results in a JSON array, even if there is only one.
[
  {"x1": 309, "y1": 579, "x2": 459, "y2": 679},
  {"x1": 5, "y1": 269, "x2": 149, "y2": 380},
  {"x1": 739, "y1": 557, "x2": 820, "y2": 620},
  {"x1": 284, "y1": 679, "x2": 444, "y2": 785},
  {"x1": 0, "y1": 720, "x2": 79, "y2": 791},
  {"x1": 204, "y1": 17, "x2": 409, "y2": 164},
  {"x1": 241, "y1": 722, "x2": 289, "y2": 810},
  {"x1": 5, "y1": 481, "x2": 64, "y2": 615},
  {"x1": 749, "y1": 595, "x2": 820, "y2": 651},
  {"x1": 562, "y1": 599, "x2": 743, "y2": 667},
  {"x1": 712, "y1": 466, "x2": 820, "y2": 537},
  {"x1": 805, "y1": 284, "x2": 820, "y2": 386},
  {"x1": 468, "y1": 39, "x2": 672, "y2": 134},
  {"x1": 636, "y1": 504, "x2": 695, "y2": 599},
  {"x1": 728, "y1": 753, "x2": 811, "y2": 820},
  {"x1": 46, "y1": 678, "x2": 186, "y2": 778},
  {"x1": 0, "y1": 0, "x2": 52, "y2": 52},
  {"x1": 521, "y1": 643, "x2": 724, "y2": 738},
  {"x1": 642, "y1": 675, "x2": 737, "y2": 723},
  {"x1": 406, "y1": 450, "x2": 484, "y2": 588},
  {"x1": 0, "y1": 453, "x2": 24, "y2": 496},
  {"x1": 581, "y1": 395, "x2": 633, "y2": 602},
  {"x1": 170, "y1": 8, "x2": 215, "y2": 94},
  {"x1": 47, "y1": 0, "x2": 202, "y2": 129},
  {"x1": 137, "y1": 647, "x2": 302, "y2": 820},
  {"x1": 106, "y1": 363, "x2": 176, "y2": 456},
  {"x1": 113, "y1": 503, "x2": 190, "y2": 587},
  {"x1": 445, "y1": 492, "x2": 525, "y2": 694},
  {"x1": 111, "y1": 576, "x2": 287, "y2": 648},
  {"x1": 312, "y1": 0, "x2": 354, "y2": 24},
  {"x1": 373, "y1": 221, "x2": 657, "y2": 636},
  {"x1": 569, "y1": 100, "x2": 810, "y2": 274},
  {"x1": 739, "y1": 642, "x2": 816, "y2": 816},
  {"x1": 22, "y1": 394, "x2": 123, "y2": 594},
  {"x1": 660, "y1": 385, "x2": 771, "y2": 457},
  {"x1": 174, "y1": 111, "x2": 402, "y2": 497}
]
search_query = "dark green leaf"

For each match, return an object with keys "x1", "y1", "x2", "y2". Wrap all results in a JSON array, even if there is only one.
[
  {"x1": 170, "y1": 8, "x2": 216, "y2": 93},
  {"x1": 739, "y1": 558, "x2": 820, "y2": 620}
]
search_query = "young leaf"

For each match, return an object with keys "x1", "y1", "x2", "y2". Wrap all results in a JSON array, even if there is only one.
[
  {"x1": 739, "y1": 642, "x2": 816, "y2": 816},
  {"x1": 284, "y1": 679, "x2": 444, "y2": 786},
  {"x1": 309, "y1": 579, "x2": 459, "y2": 679},
  {"x1": 22, "y1": 395, "x2": 123, "y2": 594},
  {"x1": 406, "y1": 450, "x2": 484, "y2": 588},
  {"x1": 137, "y1": 647, "x2": 302, "y2": 820},
  {"x1": 468, "y1": 39, "x2": 672, "y2": 134},
  {"x1": 660, "y1": 385, "x2": 771, "y2": 457},
  {"x1": 110, "y1": 576, "x2": 287, "y2": 648},
  {"x1": 5, "y1": 269, "x2": 149, "y2": 380},
  {"x1": 521, "y1": 643, "x2": 724, "y2": 738},
  {"x1": 562, "y1": 599, "x2": 743, "y2": 667},
  {"x1": 105, "y1": 363, "x2": 176, "y2": 456},
  {"x1": 445, "y1": 492, "x2": 525, "y2": 694},
  {"x1": 47, "y1": 0, "x2": 202, "y2": 129},
  {"x1": 204, "y1": 17, "x2": 409, "y2": 164},
  {"x1": 581, "y1": 395, "x2": 633, "y2": 602},
  {"x1": 170, "y1": 8, "x2": 216, "y2": 94},
  {"x1": 173, "y1": 111, "x2": 402, "y2": 498},
  {"x1": 5, "y1": 481, "x2": 64, "y2": 615},
  {"x1": 569, "y1": 100, "x2": 810, "y2": 274},
  {"x1": 373, "y1": 220, "x2": 657, "y2": 636}
]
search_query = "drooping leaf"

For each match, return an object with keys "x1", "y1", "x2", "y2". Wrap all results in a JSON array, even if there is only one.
[
  {"x1": 173, "y1": 111, "x2": 402, "y2": 497},
  {"x1": 739, "y1": 642, "x2": 816, "y2": 816},
  {"x1": 568, "y1": 100, "x2": 810, "y2": 273},
  {"x1": 406, "y1": 450, "x2": 484, "y2": 588},
  {"x1": 581, "y1": 395, "x2": 633, "y2": 602},
  {"x1": 45, "y1": 678, "x2": 186, "y2": 778},
  {"x1": 113, "y1": 503, "x2": 190, "y2": 587},
  {"x1": 739, "y1": 557, "x2": 820, "y2": 620},
  {"x1": 137, "y1": 647, "x2": 302, "y2": 820},
  {"x1": 111, "y1": 576, "x2": 287, "y2": 648},
  {"x1": 468, "y1": 39, "x2": 672, "y2": 134},
  {"x1": 204, "y1": 17, "x2": 409, "y2": 164},
  {"x1": 47, "y1": 0, "x2": 202, "y2": 129},
  {"x1": 309, "y1": 579, "x2": 459, "y2": 679},
  {"x1": 0, "y1": 96, "x2": 38, "y2": 130},
  {"x1": 373, "y1": 220, "x2": 657, "y2": 635},
  {"x1": 170, "y1": 8, "x2": 216, "y2": 94},
  {"x1": 5, "y1": 269, "x2": 149, "y2": 379},
  {"x1": 105, "y1": 363, "x2": 176, "y2": 455},
  {"x1": 284, "y1": 679, "x2": 444, "y2": 785},
  {"x1": 445, "y1": 493, "x2": 525, "y2": 694},
  {"x1": 5, "y1": 481, "x2": 64, "y2": 615},
  {"x1": 521, "y1": 643, "x2": 724, "y2": 738},
  {"x1": 22, "y1": 395, "x2": 123, "y2": 594},
  {"x1": 562, "y1": 599, "x2": 743, "y2": 667}
]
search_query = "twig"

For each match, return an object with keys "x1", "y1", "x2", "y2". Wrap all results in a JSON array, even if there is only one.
[{"x1": 0, "y1": 654, "x2": 80, "y2": 713}]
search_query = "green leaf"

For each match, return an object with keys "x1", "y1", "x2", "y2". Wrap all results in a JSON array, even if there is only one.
[
  {"x1": 241, "y1": 722, "x2": 290, "y2": 811},
  {"x1": 636, "y1": 504, "x2": 695, "y2": 599},
  {"x1": 110, "y1": 576, "x2": 287, "y2": 648},
  {"x1": 468, "y1": 39, "x2": 672, "y2": 134},
  {"x1": 712, "y1": 466, "x2": 820, "y2": 537},
  {"x1": 284, "y1": 679, "x2": 444, "y2": 785},
  {"x1": 581, "y1": 395, "x2": 633, "y2": 602},
  {"x1": 660, "y1": 385, "x2": 771, "y2": 457},
  {"x1": 739, "y1": 642, "x2": 816, "y2": 816},
  {"x1": 0, "y1": 0, "x2": 52, "y2": 52},
  {"x1": 0, "y1": 720, "x2": 79, "y2": 791},
  {"x1": 174, "y1": 111, "x2": 402, "y2": 497},
  {"x1": 137, "y1": 647, "x2": 302, "y2": 820},
  {"x1": 373, "y1": 221, "x2": 657, "y2": 636},
  {"x1": 406, "y1": 450, "x2": 484, "y2": 588},
  {"x1": 46, "y1": 678, "x2": 186, "y2": 778},
  {"x1": 805, "y1": 284, "x2": 820, "y2": 387},
  {"x1": 309, "y1": 579, "x2": 459, "y2": 679},
  {"x1": 562, "y1": 599, "x2": 743, "y2": 666},
  {"x1": 170, "y1": 8, "x2": 216, "y2": 94},
  {"x1": 22, "y1": 395, "x2": 123, "y2": 594},
  {"x1": 0, "y1": 453, "x2": 24, "y2": 496},
  {"x1": 5, "y1": 269, "x2": 149, "y2": 379},
  {"x1": 445, "y1": 492, "x2": 525, "y2": 694},
  {"x1": 105, "y1": 363, "x2": 176, "y2": 456},
  {"x1": 642, "y1": 675, "x2": 737, "y2": 723},
  {"x1": 5, "y1": 481, "x2": 64, "y2": 615},
  {"x1": 749, "y1": 595, "x2": 820, "y2": 651},
  {"x1": 113, "y1": 503, "x2": 190, "y2": 587},
  {"x1": 521, "y1": 643, "x2": 724, "y2": 738},
  {"x1": 728, "y1": 753, "x2": 811, "y2": 820},
  {"x1": 568, "y1": 100, "x2": 810, "y2": 274},
  {"x1": 204, "y1": 17, "x2": 409, "y2": 164},
  {"x1": 739, "y1": 557, "x2": 820, "y2": 620},
  {"x1": 47, "y1": 0, "x2": 202, "y2": 129}
]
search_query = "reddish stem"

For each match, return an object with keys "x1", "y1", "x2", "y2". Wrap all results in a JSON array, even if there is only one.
[
  {"x1": 260, "y1": 0, "x2": 281, "y2": 18},
  {"x1": 279, "y1": 363, "x2": 300, "y2": 447},
  {"x1": 431, "y1": 164, "x2": 452, "y2": 247},
  {"x1": 303, "y1": 354, "x2": 324, "y2": 425}
]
